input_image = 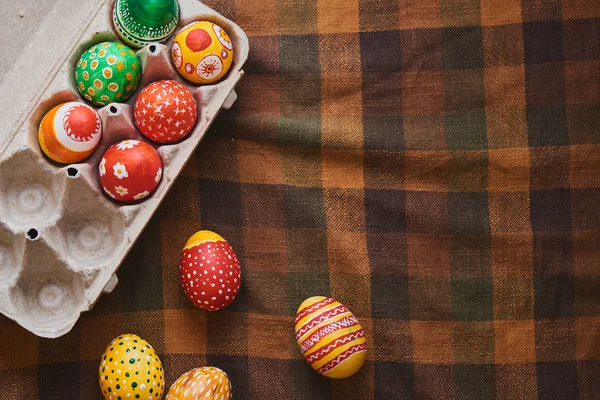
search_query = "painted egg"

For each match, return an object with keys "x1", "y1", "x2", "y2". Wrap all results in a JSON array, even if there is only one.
[
  {"x1": 98, "y1": 334, "x2": 165, "y2": 400},
  {"x1": 171, "y1": 21, "x2": 234, "y2": 84},
  {"x1": 113, "y1": 0, "x2": 179, "y2": 49},
  {"x1": 295, "y1": 296, "x2": 367, "y2": 379},
  {"x1": 75, "y1": 41, "x2": 141, "y2": 106},
  {"x1": 134, "y1": 80, "x2": 197, "y2": 143},
  {"x1": 180, "y1": 230, "x2": 241, "y2": 311},
  {"x1": 38, "y1": 102, "x2": 101, "y2": 163},
  {"x1": 166, "y1": 366, "x2": 232, "y2": 400},
  {"x1": 99, "y1": 140, "x2": 162, "y2": 203}
]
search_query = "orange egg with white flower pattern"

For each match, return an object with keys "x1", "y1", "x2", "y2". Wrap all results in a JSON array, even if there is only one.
[{"x1": 166, "y1": 366, "x2": 232, "y2": 400}]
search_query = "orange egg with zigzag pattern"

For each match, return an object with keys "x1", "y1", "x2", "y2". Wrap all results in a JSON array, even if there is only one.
[{"x1": 38, "y1": 102, "x2": 102, "y2": 164}]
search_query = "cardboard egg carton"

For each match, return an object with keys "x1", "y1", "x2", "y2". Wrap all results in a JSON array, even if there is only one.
[{"x1": 0, "y1": 0, "x2": 248, "y2": 338}]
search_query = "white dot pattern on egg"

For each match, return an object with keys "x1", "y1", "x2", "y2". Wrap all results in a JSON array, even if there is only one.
[
  {"x1": 166, "y1": 366, "x2": 232, "y2": 400},
  {"x1": 179, "y1": 231, "x2": 242, "y2": 311}
]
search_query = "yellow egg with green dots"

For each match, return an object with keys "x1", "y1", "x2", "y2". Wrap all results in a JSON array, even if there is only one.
[{"x1": 99, "y1": 334, "x2": 165, "y2": 400}]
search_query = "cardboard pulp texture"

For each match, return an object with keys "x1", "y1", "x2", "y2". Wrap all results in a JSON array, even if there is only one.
[{"x1": 0, "y1": 0, "x2": 248, "y2": 338}]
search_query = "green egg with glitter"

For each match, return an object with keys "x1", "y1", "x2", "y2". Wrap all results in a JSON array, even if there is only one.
[
  {"x1": 113, "y1": 0, "x2": 180, "y2": 49},
  {"x1": 75, "y1": 41, "x2": 140, "y2": 106}
]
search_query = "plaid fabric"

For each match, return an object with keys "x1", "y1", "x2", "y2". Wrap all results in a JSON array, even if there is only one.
[{"x1": 1, "y1": 0, "x2": 600, "y2": 398}]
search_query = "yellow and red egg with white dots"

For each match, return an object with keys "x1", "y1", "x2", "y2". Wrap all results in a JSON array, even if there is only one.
[
  {"x1": 98, "y1": 334, "x2": 165, "y2": 400},
  {"x1": 180, "y1": 230, "x2": 241, "y2": 311},
  {"x1": 166, "y1": 366, "x2": 232, "y2": 400},
  {"x1": 171, "y1": 21, "x2": 233, "y2": 84}
]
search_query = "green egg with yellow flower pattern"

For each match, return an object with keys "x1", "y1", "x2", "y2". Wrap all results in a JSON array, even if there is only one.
[{"x1": 75, "y1": 41, "x2": 140, "y2": 106}]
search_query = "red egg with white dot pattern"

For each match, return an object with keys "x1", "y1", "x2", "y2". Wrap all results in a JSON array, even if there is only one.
[
  {"x1": 134, "y1": 80, "x2": 197, "y2": 144},
  {"x1": 179, "y1": 230, "x2": 241, "y2": 311}
]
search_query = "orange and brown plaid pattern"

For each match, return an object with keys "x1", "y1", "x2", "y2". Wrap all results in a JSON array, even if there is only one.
[{"x1": 1, "y1": 0, "x2": 600, "y2": 398}]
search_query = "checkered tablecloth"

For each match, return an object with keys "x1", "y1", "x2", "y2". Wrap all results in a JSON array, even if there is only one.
[{"x1": 1, "y1": 0, "x2": 599, "y2": 398}]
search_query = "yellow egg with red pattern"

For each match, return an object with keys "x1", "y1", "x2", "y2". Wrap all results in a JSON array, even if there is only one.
[
  {"x1": 98, "y1": 334, "x2": 165, "y2": 400},
  {"x1": 295, "y1": 296, "x2": 367, "y2": 379},
  {"x1": 171, "y1": 21, "x2": 233, "y2": 84},
  {"x1": 166, "y1": 366, "x2": 232, "y2": 400}
]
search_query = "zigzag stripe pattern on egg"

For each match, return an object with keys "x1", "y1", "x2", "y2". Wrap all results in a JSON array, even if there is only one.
[
  {"x1": 38, "y1": 102, "x2": 102, "y2": 164},
  {"x1": 295, "y1": 296, "x2": 367, "y2": 379},
  {"x1": 113, "y1": 0, "x2": 179, "y2": 48}
]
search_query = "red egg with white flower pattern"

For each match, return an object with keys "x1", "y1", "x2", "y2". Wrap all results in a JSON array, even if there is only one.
[
  {"x1": 98, "y1": 140, "x2": 162, "y2": 203},
  {"x1": 180, "y1": 230, "x2": 241, "y2": 311},
  {"x1": 134, "y1": 80, "x2": 198, "y2": 144}
]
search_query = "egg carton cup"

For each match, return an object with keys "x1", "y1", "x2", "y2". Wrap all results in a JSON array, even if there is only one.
[{"x1": 0, "y1": 0, "x2": 248, "y2": 338}]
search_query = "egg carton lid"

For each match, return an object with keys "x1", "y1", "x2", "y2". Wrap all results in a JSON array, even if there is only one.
[{"x1": 0, "y1": 0, "x2": 106, "y2": 153}]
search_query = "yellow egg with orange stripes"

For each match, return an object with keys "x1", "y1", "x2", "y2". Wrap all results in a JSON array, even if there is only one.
[
  {"x1": 166, "y1": 366, "x2": 232, "y2": 400},
  {"x1": 38, "y1": 102, "x2": 102, "y2": 164},
  {"x1": 294, "y1": 296, "x2": 367, "y2": 379},
  {"x1": 98, "y1": 334, "x2": 165, "y2": 400}
]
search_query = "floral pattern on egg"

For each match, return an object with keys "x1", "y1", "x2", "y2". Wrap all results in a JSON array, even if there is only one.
[
  {"x1": 98, "y1": 140, "x2": 162, "y2": 203},
  {"x1": 75, "y1": 41, "x2": 140, "y2": 106},
  {"x1": 171, "y1": 21, "x2": 233, "y2": 84}
]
